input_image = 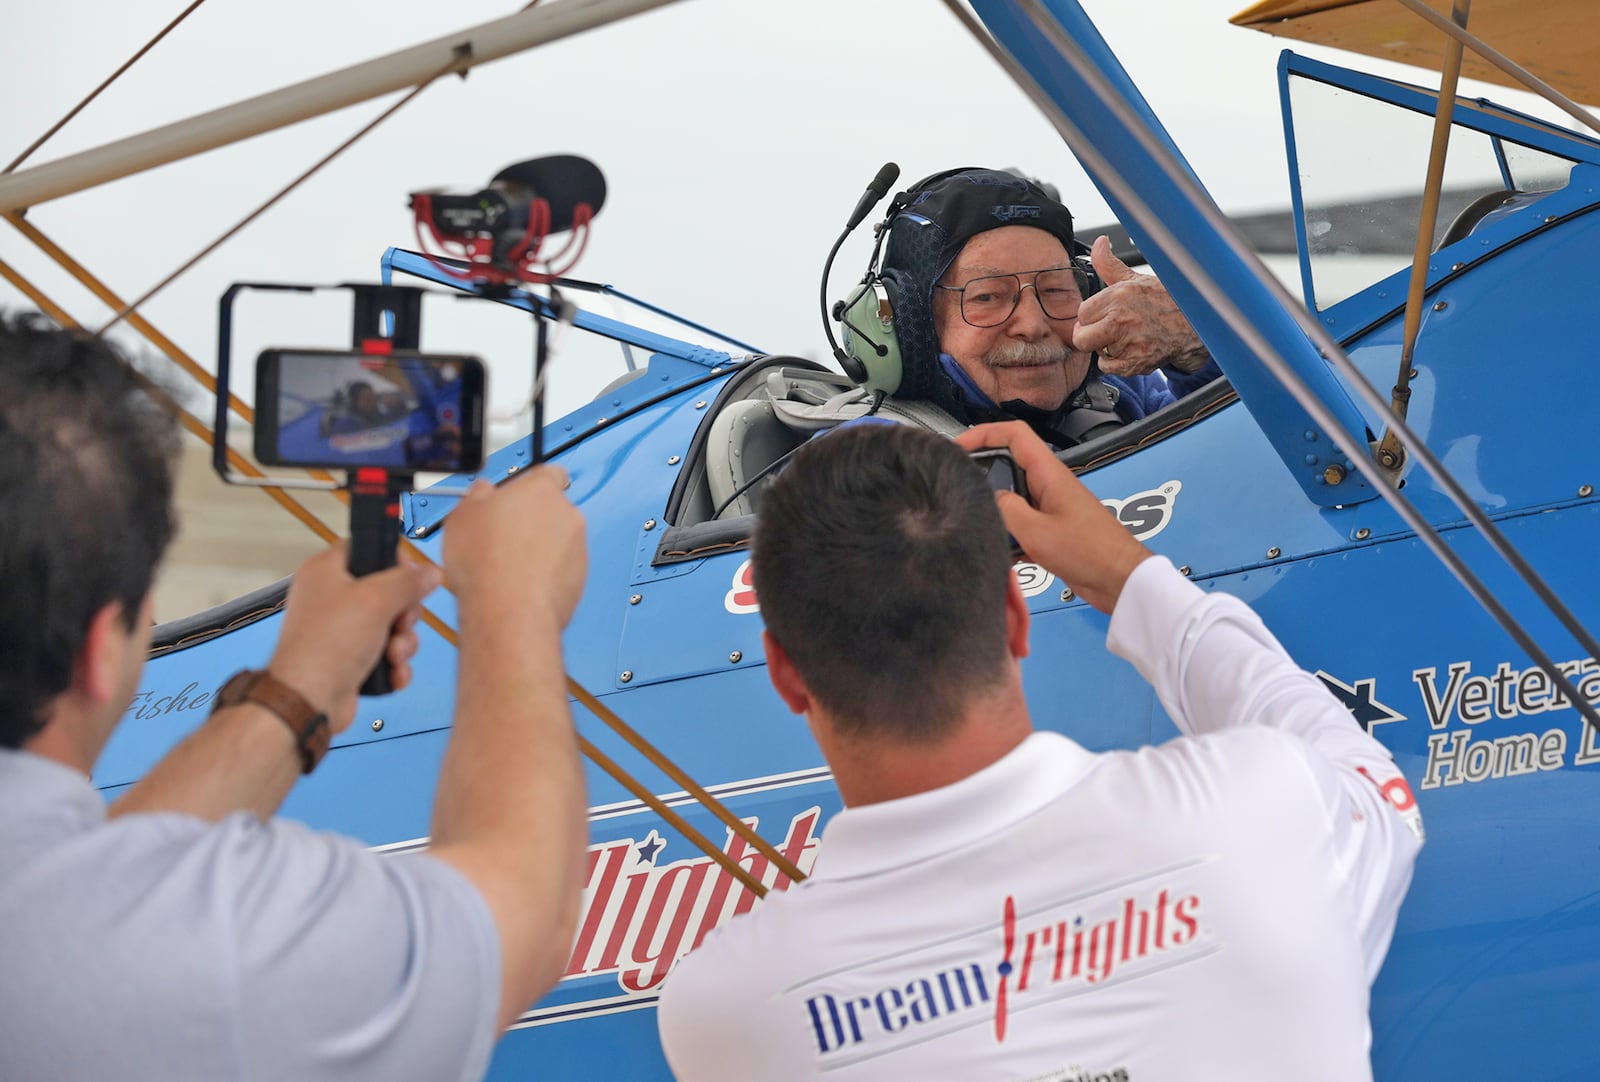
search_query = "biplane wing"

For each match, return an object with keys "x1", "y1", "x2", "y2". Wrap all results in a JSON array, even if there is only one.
[{"x1": 1232, "y1": 0, "x2": 1600, "y2": 104}]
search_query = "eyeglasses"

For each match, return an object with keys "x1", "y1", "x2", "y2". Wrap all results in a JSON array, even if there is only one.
[{"x1": 934, "y1": 267, "x2": 1085, "y2": 328}]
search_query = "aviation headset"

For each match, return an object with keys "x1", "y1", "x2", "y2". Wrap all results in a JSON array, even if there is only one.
[{"x1": 830, "y1": 167, "x2": 1100, "y2": 400}]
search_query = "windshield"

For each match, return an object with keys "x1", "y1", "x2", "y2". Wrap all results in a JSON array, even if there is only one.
[{"x1": 1283, "y1": 65, "x2": 1585, "y2": 311}]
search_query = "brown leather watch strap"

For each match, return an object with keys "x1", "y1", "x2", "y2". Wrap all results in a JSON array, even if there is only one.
[{"x1": 212, "y1": 669, "x2": 331, "y2": 774}]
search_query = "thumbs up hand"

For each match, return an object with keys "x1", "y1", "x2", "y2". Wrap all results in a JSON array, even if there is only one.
[{"x1": 1072, "y1": 235, "x2": 1211, "y2": 378}]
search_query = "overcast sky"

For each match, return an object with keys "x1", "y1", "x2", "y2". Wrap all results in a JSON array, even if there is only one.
[{"x1": 2, "y1": 0, "x2": 1572, "y2": 420}]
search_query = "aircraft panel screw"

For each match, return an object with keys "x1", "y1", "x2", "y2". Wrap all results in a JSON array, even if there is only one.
[
  {"x1": 1266, "y1": 547, "x2": 1281, "y2": 559},
  {"x1": 729, "y1": 650, "x2": 743, "y2": 663},
  {"x1": 1178, "y1": 566, "x2": 1192, "y2": 577},
  {"x1": 1060, "y1": 588, "x2": 1075, "y2": 602},
  {"x1": 1433, "y1": 300, "x2": 1448, "y2": 311},
  {"x1": 667, "y1": 455, "x2": 681, "y2": 465},
  {"x1": 629, "y1": 594, "x2": 642, "y2": 605},
  {"x1": 694, "y1": 400, "x2": 708, "y2": 410},
  {"x1": 1581, "y1": 484, "x2": 1594, "y2": 498},
  {"x1": 644, "y1": 519, "x2": 657, "y2": 531},
  {"x1": 1323, "y1": 464, "x2": 1346, "y2": 485},
  {"x1": 620, "y1": 670, "x2": 634, "y2": 683},
  {"x1": 371, "y1": 719, "x2": 384, "y2": 732},
  {"x1": 1355, "y1": 527, "x2": 1371, "y2": 540}
]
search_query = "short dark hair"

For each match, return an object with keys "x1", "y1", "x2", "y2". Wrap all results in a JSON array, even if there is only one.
[
  {"x1": 0, "y1": 312, "x2": 179, "y2": 748},
  {"x1": 752, "y1": 425, "x2": 1014, "y2": 742}
]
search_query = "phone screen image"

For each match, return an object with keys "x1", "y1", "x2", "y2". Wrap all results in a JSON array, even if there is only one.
[{"x1": 256, "y1": 350, "x2": 485, "y2": 472}]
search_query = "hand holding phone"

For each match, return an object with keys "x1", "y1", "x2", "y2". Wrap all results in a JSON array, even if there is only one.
[{"x1": 958, "y1": 422, "x2": 1151, "y2": 613}]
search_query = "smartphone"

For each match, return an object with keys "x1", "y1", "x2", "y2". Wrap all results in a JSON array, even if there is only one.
[
  {"x1": 968, "y1": 448, "x2": 1030, "y2": 504},
  {"x1": 254, "y1": 348, "x2": 486, "y2": 473}
]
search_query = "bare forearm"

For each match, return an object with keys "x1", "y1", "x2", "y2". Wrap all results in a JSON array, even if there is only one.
[
  {"x1": 109, "y1": 704, "x2": 301, "y2": 821},
  {"x1": 430, "y1": 593, "x2": 588, "y2": 1028}
]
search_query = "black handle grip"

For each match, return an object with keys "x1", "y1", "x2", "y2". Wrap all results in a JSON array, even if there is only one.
[{"x1": 348, "y1": 470, "x2": 406, "y2": 697}]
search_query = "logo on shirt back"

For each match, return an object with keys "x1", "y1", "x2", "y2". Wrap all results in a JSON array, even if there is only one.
[{"x1": 799, "y1": 873, "x2": 1213, "y2": 1066}]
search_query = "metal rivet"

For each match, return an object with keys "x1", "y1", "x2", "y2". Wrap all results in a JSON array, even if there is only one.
[
  {"x1": 620, "y1": 670, "x2": 634, "y2": 683},
  {"x1": 371, "y1": 719, "x2": 384, "y2": 732},
  {"x1": 1581, "y1": 484, "x2": 1594, "y2": 498},
  {"x1": 1060, "y1": 587, "x2": 1075, "y2": 602},
  {"x1": 729, "y1": 650, "x2": 743, "y2": 663},
  {"x1": 1178, "y1": 565, "x2": 1192, "y2": 577},
  {"x1": 1323, "y1": 464, "x2": 1346, "y2": 485},
  {"x1": 667, "y1": 455, "x2": 681, "y2": 465},
  {"x1": 596, "y1": 417, "x2": 608, "y2": 425},
  {"x1": 417, "y1": 498, "x2": 429, "y2": 507},
  {"x1": 516, "y1": 447, "x2": 527, "y2": 457},
  {"x1": 1451, "y1": 262, "x2": 1465, "y2": 271},
  {"x1": 411, "y1": 526, "x2": 426, "y2": 537},
  {"x1": 1433, "y1": 300, "x2": 1448, "y2": 311},
  {"x1": 711, "y1": 367, "x2": 724, "y2": 375},
  {"x1": 505, "y1": 464, "x2": 520, "y2": 475},
  {"x1": 1355, "y1": 527, "x2": 1371, "y2": 540},
  {"x1": 629, "y1": 594, "x2": 642, "y2": 605},
  {"x1": 694, "y1": 400, "x2": 708, "y2": 410},
  {"x1": 643, "y1": 519, "x2": 657, "y2": 531},
  {"x1": 1266, "y1": 547, "x2": 1281, "y2": 559},
  {"x1": 1545, "y1": 215, "x2": 1557, "y2": 224},
  {"x1": 1304, "y1": 430, "x2": 1318, "y2": 441},
  {"x1": 1304, "y1": 454, "x2": 1318, "y2": 466}
]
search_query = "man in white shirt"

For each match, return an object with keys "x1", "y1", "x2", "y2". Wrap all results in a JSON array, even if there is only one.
[
  {"x1": 0, "y1": 312, "x2": 589, "y2": 1080},
  {"x1": 657, "y1": 420, "x2": 1423, "y2": 1081}
]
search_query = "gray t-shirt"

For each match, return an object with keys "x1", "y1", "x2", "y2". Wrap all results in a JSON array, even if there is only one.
[{"x1": 0, "y1": 748, "x2": 501, "y2": 1081}]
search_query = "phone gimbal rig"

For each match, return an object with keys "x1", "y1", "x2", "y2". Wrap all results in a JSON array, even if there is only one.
[{"x1": 213, "y1": 156, "x2": 605, "y2": 695}]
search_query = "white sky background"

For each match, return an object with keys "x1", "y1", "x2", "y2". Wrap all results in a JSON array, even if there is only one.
[{"x1": 1, "y1": 0, "x2": 1581, "y2": 425}]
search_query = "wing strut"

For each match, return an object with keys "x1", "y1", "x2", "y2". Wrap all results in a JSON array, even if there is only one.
[{"x1": 1374, "y1": 0, "x2": 1472, "y2": 475}]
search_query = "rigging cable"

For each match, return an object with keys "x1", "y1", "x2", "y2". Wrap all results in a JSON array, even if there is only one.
[
  {"x1": 95, "y1": 43, "x2": 476, "y2": 336},
  {"x1": 3, "y1": 0, "x2": 210, "y2": 175}
]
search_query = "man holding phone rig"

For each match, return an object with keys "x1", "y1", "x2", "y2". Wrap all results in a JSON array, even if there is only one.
[
  {"x1": 658, "y1": 421, "x2": 1423, "y2": 1080},
  {"x1": 0, "y1": 312, "x2": 588, "y2": 1080}
]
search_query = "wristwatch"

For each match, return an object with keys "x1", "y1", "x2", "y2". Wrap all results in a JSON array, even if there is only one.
[{"x1": 211, "y1": 669, "x2": 331, "y2": 774}]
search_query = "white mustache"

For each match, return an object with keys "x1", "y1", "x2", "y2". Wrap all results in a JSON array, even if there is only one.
[{"x1": 985, "y1": 339, "x2": 1071, "y2": 369}]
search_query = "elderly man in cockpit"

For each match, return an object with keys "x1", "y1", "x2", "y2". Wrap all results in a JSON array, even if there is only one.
[{"x1": 857, "y1": 167, "x2": 1221, "y2": 448}]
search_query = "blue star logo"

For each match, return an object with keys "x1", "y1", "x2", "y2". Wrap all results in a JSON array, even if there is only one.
[{"x1": 636, "y1": 831, "x2": 664, "y2": 864}]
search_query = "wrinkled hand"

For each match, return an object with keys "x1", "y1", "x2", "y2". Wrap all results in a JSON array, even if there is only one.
[
  {"x1": 954, "y1": 422, "x2": 1151, "y2": 614},
  {"x1": 444, "y1": 470, "x2": 588, "y2": 629},
  {"x1": 268, "y1": 546, "x2": 442, "y2": 734},
  {"x1": 1072, "y1": 235, "x2": 1210, "y2": 378}
]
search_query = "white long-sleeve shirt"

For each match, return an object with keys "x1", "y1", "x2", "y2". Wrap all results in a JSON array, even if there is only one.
[{"x1": 658, "y1": 557, "x2": 1423, "y2": 1081}]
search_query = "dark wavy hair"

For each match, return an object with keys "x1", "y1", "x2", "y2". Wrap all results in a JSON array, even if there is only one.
[
  {"x1": 752, "y1": 425, "x2": 1013, "y2": 743},
  {"x1": 0, "y1": 312, "x2": 178, "y2": 748}
]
